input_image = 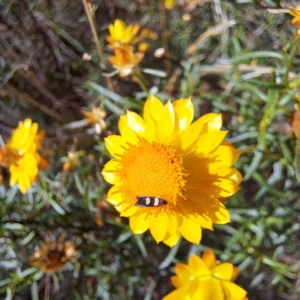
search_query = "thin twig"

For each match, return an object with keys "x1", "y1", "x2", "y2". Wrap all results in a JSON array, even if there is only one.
[
  {"x1": 45, "y1": 274, "x2": 50, "y2": 300},
  {"x1": 0, "y1": 85, "x2": 67, "y2": 122},
  {"x1": 81, "y1": 0, "x2": 114, "y2": 91},
  {"x1": 158, "y1": 0, "x2": 171, "y2": 74}
]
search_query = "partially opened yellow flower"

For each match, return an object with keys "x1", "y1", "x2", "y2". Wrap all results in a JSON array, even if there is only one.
[
  {"x1": 106, "y1": 19, "x2": 140, "y2": 49},
  {"x1": 102, "y1": 96, "x2": 242, "y2": 247},
  {"x1": 82, "y1": 107, "x2": 107, "y2": 134},
  {"x1": 163, "y1": 249, "x2": 247, "y2": 300},
  {"x1": 0, "y1": 119, "x2": 48, "y2": 193},
  {"x1": 289, "y1": 5, "x2": 300, "y2": 37},
  {"x1": 289, "y1": 5, "x2": 300, "y2": 26},
  {"x1": 108, "y1": 44, "x2": 144, "y2": 77}
]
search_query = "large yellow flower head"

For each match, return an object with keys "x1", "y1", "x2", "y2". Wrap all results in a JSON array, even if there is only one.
[
  {"x1": 0, "y1": 118, "x2": 48, "y2": 194},
  {"x1": 163, "y1": 249, "x2": 248, "y2": 300},
  {"x1": 106, "y1": 19, "x2": 140, "y2": 49},
  {"x1": 102, "y1": 96, "x2": 242, "y2": 247}
]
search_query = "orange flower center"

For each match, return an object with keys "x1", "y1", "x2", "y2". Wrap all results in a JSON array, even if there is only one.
[{"x1": 116, "y1": 138, "x2": 187, "y2": 208}]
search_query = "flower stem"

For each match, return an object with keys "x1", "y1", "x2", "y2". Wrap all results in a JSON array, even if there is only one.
[
  {"x1": 82, "y1": 0, "x2": 114, "y2": 91},
  {"x1": 158, "y1": 0, "x2": 171, "y2": 74},
  {"x1": 283, "y1": 37, "x2": 300, "y2": 85},
  {"x1": 135, "y1": 70, "x2": 149, "y2": 94},
  {"x1": 45, "y1": 274, "x2": 50, "y2": 300}
]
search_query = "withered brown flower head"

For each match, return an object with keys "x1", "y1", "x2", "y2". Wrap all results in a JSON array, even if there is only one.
[{"x1": 29, "y1": 237, "x2": 77, "y2": 273}]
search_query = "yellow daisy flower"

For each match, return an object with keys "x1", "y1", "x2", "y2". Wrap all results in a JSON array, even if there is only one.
[
  {"x1": 0, "y1": 118, "x2": 48, "y2": 194},
  {"x1": 106, "y1": 19, "x2": 140, "y2": 49},
  {"x1": 102, "y1": 96, "x2": 242, "y2": 247},
  {"x1": 108, "y1": 44, "x2": 144, "y2": 77},
  {"x1": 163, "y1": 249, "x2": 247, "y2": 300}
]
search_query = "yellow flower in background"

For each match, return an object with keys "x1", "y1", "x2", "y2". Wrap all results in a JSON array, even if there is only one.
[
  {"x1": 102, "y1": 96, "x2": 242, "y2": 247},
  {"x1": 29, "y1": 237, "x2": 77, "y2": 273},
  {"x1": 108, "y1": 44, "x2": 144, "y2": 77},
  {"x1": 0, "y1": 119, "x2": 48, "y2": 193},
  {"x1": 82, "y1": 107, "x2": 107, "y2": 134},
  {"x1": 165, "y1": 0, "x2": 177, "y2": 9},
  {"x1": 106, "y1": 19, "x2": 140, "y2": 49},
  {"x1": 165, "y1": 0, "x2": 201, "y2": 10},
  {"x1": 106, "y1": 19, "x2": 157, "y2": 75},
  {"x1": 163, "y1": 249, "x2": 247, "y2": 300},
  {"x1": 82, "y1": 107, "x2": 106, "y2": 125},
  {"x1": 289, "y1": 5, "x2": 300, "y2": 26},
  {"x1": 289, "y1": 5, "x2": 300, "y2": 37}
]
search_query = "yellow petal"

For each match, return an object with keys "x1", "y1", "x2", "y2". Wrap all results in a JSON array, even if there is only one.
[
  {"x1": 218, "y1": 180, "x2": 242, "y2": 198},
  {"x1": 179, "y1": 117, "x2": 204, "y2": 151},
  {"x1": 157, "y1": 100, "x2": 175, "y2": 142},
  {"x1": 111, "y1": 19, "x2": 126, "y2": 40},
  {"x1": 170, "y1": 275, "x2": 181, "y2": 288},
  {"x1": 106, "y1": 186, "x2": 122, "y2": 205},
  {"x1": 185, "y1": 191, "x2": 230, "y2": 224},
  {"x1": 179, "y1": 218, "x2": 202, "y2": 244},
  {"x1": 231, "y1": 266, "x2": 239, "y2": 282},
  {"x1": 149, "y1": 214, "x2": 168, "y2": 243},
  {"x1": 211, "y1": 141, "x2": 241, "y2": 166},
  {"x1": 191, "y1": 277, "x2": 223, "y2": 300},
  {"x1": 188, "y1": 255, "x2": 211, "y2": 277},
  {"x1": 221, "y1": 281, "x2": 247, "y2": 300},
  {"x1": 201, "y1": 249, "x2": 217, "y2": 270},
  {"x1": 199, "y1": 113, "x2": 223, "y2": 133},
  {"x1": 214, "y1": 203, "x2": 231, "y2": 224},
  {"x1": 207, "y1": 167, "x2": 242, "y2": 198},
  {"x1": 178, "y1": 201, "x2": 213, "y2": 230},
  {"x1": 212, "y1": 263, "x2": 234, "y2": 281},
  {"x1": 124, "y1": 24, "x2": 140, "y2": 42},
  {"x1": 163, "y1": 231, "x2": 180, "y2": 247},
  {"x1": 174, "y1": 264, "x2": 192, "y2": 286},
  {"x1": 120, "y1": 204, "x2": 138, "y2": 217},
  {"x1": 130, "y1": 214, "x2": 150, "y2": 234},
  {"x1": 162, "y1": 286, "x2": 188, "y2": 300},
  {"x1": 166, "y1": 214, "x2": 179, "y2": 235},
  {"x1": 143, "y1": 95, "x2": 164, "y2": 123},
  {"x1": 121, "y1": 110, "x2": 146, "y2": 135},
  {"x1": 173, "y1": 97, "x2": 194, "y2": 131},
  {"x1": 195, "y1": 131, "x2": 228, "y2": 154},
  {"x1": 118, "y1": 114, "x2": 140, "y2": 144},
  {"x1": 164, "y1": 0, "x2": 176, "y2": 10},
  {"x1": 104, "y1": 135, "x2": 126, "y2": 156},
  {"x1": 102, "y1": 160, "x2": 118, "y2": 184}
]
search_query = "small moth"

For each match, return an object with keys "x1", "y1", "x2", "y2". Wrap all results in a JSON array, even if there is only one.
[{"x1": 135, "y1": 196, "x2": 167, "y2": 207}]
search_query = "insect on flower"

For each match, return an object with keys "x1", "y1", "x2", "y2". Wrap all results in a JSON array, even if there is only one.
[{"x1": 135, "y1": 196, "x2": 167, "y2": 207}]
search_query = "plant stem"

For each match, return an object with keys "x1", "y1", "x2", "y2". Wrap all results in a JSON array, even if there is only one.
[
  {"x1": 135, "y1": 70, "x2": 149, "y2": 94},
  {"x1": 158, "y1": 0, "x2": 171, "y2": 74},
  {"x1": 283, "y1": 37, "x2": 300, "y2": 85},
  {"x1": 82, "y1": 0, "x2": 114, "y2": 91},
  {"x1": 45, "y1": 274, "x2": 50, "y2": 300}
]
